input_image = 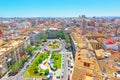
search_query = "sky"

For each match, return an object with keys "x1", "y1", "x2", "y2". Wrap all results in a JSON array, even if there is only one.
[{"x1": 0, "y1": 0, "x2": 120, "y2": 17}]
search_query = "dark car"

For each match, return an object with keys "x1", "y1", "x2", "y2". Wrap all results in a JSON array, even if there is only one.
[
  {"x1": 8, "y1": 72, "x2": 14, "y2": 77},
  {"x1": 35, "y1": 53, "x2": 39, "y2": 57},
  {"x1": 26, "y1": 65, "x2": 29, "y2": 68},
  {"x1": 14, "y1": 72, "x2": 18, "y2": 76},
  {"x1": 71, "y1": 65, "x2": 73, "y2": 68},
  {"x1": 68, "y1": 75, "x2": 70, "y2": 80},
  {"x1": 42, "y1": 78, "x2": 49, "y2": 80}
]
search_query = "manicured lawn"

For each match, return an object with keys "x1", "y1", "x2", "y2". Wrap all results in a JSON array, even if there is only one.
[{"x1": 24, "y1": 53, "x2": 48, "y2": 78}]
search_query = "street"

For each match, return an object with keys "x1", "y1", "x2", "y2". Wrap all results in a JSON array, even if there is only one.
[{"x1": 62, "y1": 52, "x2": 68, "y2": 80}]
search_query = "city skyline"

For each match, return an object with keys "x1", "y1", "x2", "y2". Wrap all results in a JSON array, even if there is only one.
[{"x1": 0, "y1": 0, "x2": 120, "y2": 17}]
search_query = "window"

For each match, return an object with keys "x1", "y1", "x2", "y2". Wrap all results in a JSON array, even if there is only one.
[
  {"x1": 84, "y1": 62, "x2": 90, "y2": 67},
  {"x1": 96, "y1": 45, "x2": 98, "y2": 49}
]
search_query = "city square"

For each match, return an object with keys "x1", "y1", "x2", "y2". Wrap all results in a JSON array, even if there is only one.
[{"x1": 0, "y1": 0, "x2": 120, "y2": 80}]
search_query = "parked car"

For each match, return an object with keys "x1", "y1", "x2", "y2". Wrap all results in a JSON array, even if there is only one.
[
  {"x1": 68, "y1": 75, "x2": 70, "y2": 80},
  {"x1": 35, "y1": 53, "x2": 39, "y2": 57},
  {"x1": 8, "y1": 72, "x2": 14, "y2": 77},
  {"x1": 62, "y1": 59, "x2": 64, "y2": 62},
  {"x1": 113, "y1": 72, "x2": 120, "y2": 77},
  {"x1": 26, "y1": 65, "x2": 29, "y2": 68},
  {"x1": 70, "y1": 70, "x2": 72, "y2": 73},
  {"x1": 14, "y1": 72, "x2": 18, "y2": 76},
  {"x1": 33, "y1": 78, "x2": 38, "y2": 80},
  {"x1": 71, "y1": 65, "x2": 73, "y2": 68},
  {"x1": 61, "y1": 72, "x2": 63, "y2": 78},
  {"x1": 42, "y1": 44, "x2": 44, "y2": 46}
]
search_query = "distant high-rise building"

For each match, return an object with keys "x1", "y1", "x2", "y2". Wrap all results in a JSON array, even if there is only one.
[
  {"x1": 82, "y1": 15, "x2": 86, "y2": 18},
  {"x1": 80, "y1": 15, "x2": 87, "y2": 34}
]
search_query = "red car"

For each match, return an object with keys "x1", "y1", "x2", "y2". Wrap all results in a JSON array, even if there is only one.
[
  {"x1": 14, "y1": 72, "x2": 18, "y2": 76},
  {"x1": 68, "y1": 75, "x2": 70, "y2": 80}
]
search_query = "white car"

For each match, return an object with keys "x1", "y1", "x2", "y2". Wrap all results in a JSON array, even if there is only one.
[
  {"x1": 113, "y1": 72, "x2": 120, "y2": 77},
  {"x1": 33, "y1": 78, "x2": 38, "y2": 80}
]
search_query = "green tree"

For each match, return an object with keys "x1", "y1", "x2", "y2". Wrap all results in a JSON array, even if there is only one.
[
  {"x1": 51, "y1": 52, "x2": 56, "y2": 59},
  {"x1": 34, "y1": 66, "x2": 39, "y2": 71},
  {"x1": 11, "y1": 62, "x2": 19, "y2": 73},
  {"x1": 64, "y1": 33, "x2": 70, "y2": 43},
  {"x1": 35, "y1": 39, "x2": 43, "y2": 46},
  {"x1": 64, "y1": 33, "x2": 71, "y2": 48},
  {"x1": 42, "y1": 33, "x2": 48, "y2": 42},
  {"x1": 57, "y1": 31, "x2": 63, "y2": 38},
  {"x1": 47, "y1": 51, "x2": 50, "y2": 56},
  {"x1": 39, "y1": 72, "x2": 43, "y2": 75},
  {"x1": 38, "y1": 58, "x2": 43, "y2": 63},
  {"x1": 35, "y1": 61, "x2": 39, "y2": 66},
  {"x1": 9, "y1": 55, "x2": 28, "y2": 73},
  {"x1": 66, "y1": 43, "x2": 71, "y2": 49},
  {"x1": 39, "y1": 39, "x2": 43, "y2": 45},
  {"x1": 22, "y1": 55, "x2": 27, "y2": 61},
  {"x1": 55, "y1": 56, "x2": 58, "y2": 60},
  {"x1": 44, "y1": 69, "x2": 49, "y2": 75},
  {"x1": 39, "y1": 69, "x2": 44, "y2": 75},
  {"x1": 34, "y1": 70, "x2": 38, "y2": 74},
  {"x1": 18, "y1": 59, "x2": 23, "y2": 67},
  {"x1": 25, "y1": 45, "x2": 34, "y2": 56},
  {"x1": 40, "y1": 53, "x2": 44, "y2": 58},
  {"x1": 53, "y1": 64, "x2": 57, "y2": 69}
]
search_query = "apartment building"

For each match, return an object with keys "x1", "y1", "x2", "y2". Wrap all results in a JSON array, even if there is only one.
[
  {"x1": 85, "y1": 33, "x2": 106, "y2": 40},
  {"x1": 89, "y1": 40, "x2": 101, "y2": 50},
  {"x1": 0, "y1": 36, "x2": 30, "y2": 77},
  {"x1": 71, "y1": 33, "x2": 102, "y2": 80}
]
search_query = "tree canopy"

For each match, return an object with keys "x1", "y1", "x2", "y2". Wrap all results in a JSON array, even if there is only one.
[
  {"x1": 25, "y1": 45, "x2": 34, "y2": 56},
  {"x1": 57, "y1": 31, "x2": 64, "y2": 38},
  {"x1": 42, "y1": 33, "x2": 48, "y2": 41}
]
